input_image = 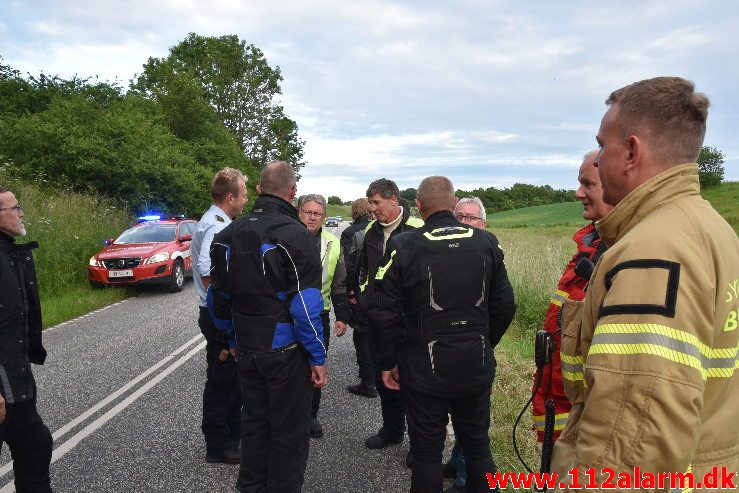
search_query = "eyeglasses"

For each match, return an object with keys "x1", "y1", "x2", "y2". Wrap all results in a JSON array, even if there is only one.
[
  {"x1": 0, "y1": 204, "x2": 23, "y2": 213},
  {"x1": 455, "y1": 213, "x2": 483, "y2": 223},
  {"x1": 300, "y1": 209, "x2": 325, "y2": 218}
]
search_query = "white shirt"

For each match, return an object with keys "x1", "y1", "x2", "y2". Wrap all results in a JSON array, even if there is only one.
[{"x1": 192, "y1": 204, "x2": 231, "y2": 306}]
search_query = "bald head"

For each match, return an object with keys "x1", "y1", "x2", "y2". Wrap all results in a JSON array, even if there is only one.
[
  {"x1": 258, "y1": 161, "x2": 297, "y2": 201},
  {"x1": 416, "y1": 176, "x2": 456, "y2": 219}
]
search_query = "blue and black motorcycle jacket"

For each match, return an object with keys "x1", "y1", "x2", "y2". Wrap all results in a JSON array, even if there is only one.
[{"x1": 207, "y1": 194, "x2": 327, "y2": 366}]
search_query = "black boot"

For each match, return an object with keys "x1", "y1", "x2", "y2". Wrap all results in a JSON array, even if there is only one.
[
  {"x1": 347, "y1": 378, "x2": 378, "y2": 398},
  {"x1": 310, "y1": 416, "x2": 324, "y2": 438}
]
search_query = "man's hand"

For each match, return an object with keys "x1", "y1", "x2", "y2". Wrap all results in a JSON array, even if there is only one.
[
  {"x1": 311, "y1": 365, "x2": 328, "y2": 388},
  {"x1": 382, "y1": 366, "x2": 400, "y2": 390},
  {"x1": 218, "y1": 349, "x2": 230, "y2": 362},
  {"x1": 334, "y1": 321, "x2": 347, "y2": 337},
  {"x1": 0, "y1": 394, "x2": 5, "y2": 424},
  {"x1": 348, "y1": 291, "x2": 358, "y2": 305},
  {"x1": 229, "y1": 348, "x2": 238, "y2": 360},
  {"x1": 201, "y1": 276, "x2": 212, "y2": 291}
]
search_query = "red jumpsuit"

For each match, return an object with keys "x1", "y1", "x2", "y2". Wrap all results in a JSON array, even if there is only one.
[{"x1": 532, "y1": 223, "x2": 602, "y2": 442}]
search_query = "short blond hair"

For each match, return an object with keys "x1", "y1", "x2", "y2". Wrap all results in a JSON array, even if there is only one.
[
  {"x1": 211, "y1": 168, "x2": 246, "y2": 202},
  {"x1": 606, "y1": 77, "x2": 709, "y2": 165}
]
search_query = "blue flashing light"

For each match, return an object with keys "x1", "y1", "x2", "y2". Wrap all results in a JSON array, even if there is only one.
[{"x1": 137, "y1": 214, "x2": 162, "y2": 222}]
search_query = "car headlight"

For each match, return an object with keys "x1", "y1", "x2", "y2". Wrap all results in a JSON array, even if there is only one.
[
  {"x1": 89, "y1": 256, "x2": 103, "y2": 267},
  {"x1": 145, "y1": 252, "x2": 170, "y2": 264}
]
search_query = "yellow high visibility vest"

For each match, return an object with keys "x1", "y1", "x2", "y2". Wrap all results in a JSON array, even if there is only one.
[{"x1": 320, "y1": 229, "x2": 340, "y2": 312}]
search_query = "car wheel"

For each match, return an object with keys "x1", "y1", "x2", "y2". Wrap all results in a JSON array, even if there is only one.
[{"x1": 168, "y1": 260, "x2": 184, "y2": 293}]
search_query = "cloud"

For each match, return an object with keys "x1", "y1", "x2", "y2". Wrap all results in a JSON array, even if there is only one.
[{"x1": 1, "y1": 0, "x2": 737, "y2": 199}]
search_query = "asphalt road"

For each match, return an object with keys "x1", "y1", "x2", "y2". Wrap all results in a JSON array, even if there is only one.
[{"x1": 0, "y1": 223, "x2": 455, "y2": 492}]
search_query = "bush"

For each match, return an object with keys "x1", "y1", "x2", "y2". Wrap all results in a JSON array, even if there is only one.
[
  {"x1": 698, "y1": 146, "x2": 725, "y2": 189},
  {"x1": 0, "y1": 68, "x2": 260, "y2": 218}
]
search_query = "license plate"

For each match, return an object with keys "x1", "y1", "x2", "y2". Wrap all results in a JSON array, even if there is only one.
[{"x1": 109, "y1": 270, "x2": 133, "y2": 278}]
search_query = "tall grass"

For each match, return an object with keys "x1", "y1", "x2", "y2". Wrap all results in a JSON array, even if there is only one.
[
  {"x1": 0, "y1": 165, "x2": 134, "y2": 327},
  {"x1": 488, "y1": 226, "x2": 575, "y2": 480}
]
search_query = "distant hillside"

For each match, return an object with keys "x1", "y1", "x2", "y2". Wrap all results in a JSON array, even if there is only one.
[
  {"x1": 487, "y1": 181, "x2": 738, "y2": 233},
  {"x1": 701, "y1": 181, "x2": 738, "y2": 232},
  {"x1": 326, "y1": 204, "x2": 350, "y2": 219},
  {"x1": 488, "y1": 201, "x2": 586, "y2": 228}
]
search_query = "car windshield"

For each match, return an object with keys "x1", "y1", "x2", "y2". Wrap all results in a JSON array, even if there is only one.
[{"x1": 115, "y1": 224, "x2": 176, "y2": 244}]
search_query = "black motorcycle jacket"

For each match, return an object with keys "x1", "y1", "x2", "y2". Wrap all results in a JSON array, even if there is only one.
[{"x1": 368, "y1": 211, "x2": 516, "y2": 397}]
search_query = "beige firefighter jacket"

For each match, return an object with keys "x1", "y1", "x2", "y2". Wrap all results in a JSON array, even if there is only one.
[{"x1": 552, "y1": 164, "x2": 739, "y2": 491}]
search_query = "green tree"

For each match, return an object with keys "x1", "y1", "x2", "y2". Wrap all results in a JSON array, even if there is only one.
[
  {"x1": 132, "y1": 33, "x2": 305, "y2": 174},
  {"x1": 698, "y1": 145, "x2": 725, "y2": 189},
  {"x1": 0, "y1": 63, "x2": 259, "y2": 217},
  {"x1": 327, "y1": 195, "x2": 342, "y2": 205},
  {"x1": 400, "y1": 188, "x2": 417, "y2": 201}
]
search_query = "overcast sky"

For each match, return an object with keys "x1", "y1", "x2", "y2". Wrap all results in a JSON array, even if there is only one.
[{"x1": 2, "y1": 0, "x2": 737, "y2": 201}]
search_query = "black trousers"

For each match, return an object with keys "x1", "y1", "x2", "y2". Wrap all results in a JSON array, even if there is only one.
[
  {"x1": 371, "y1": 345, "x2": 405, "y2": 440},
  {"x1": 351, "y1": 315, "x2": 375, "y2": 382},
  {"x1": 311, "y1": 311, "x2": 331, "y2": 418},
  {"x1": 236, "y1": 346, "x2": 313, "y2": 493},
  {"x1": 405, "y1": 381, "x2": 497, "y2": 493},
  {"x1": 199, "y1": 307, "x2": 242, "y2": 455},
  {"x1": 0, "y1": 396, "x2": 53, "y2": 493}
]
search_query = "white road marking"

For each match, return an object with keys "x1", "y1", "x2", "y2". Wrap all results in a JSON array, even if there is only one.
[{"x1": 0, "y1": 335, "x2": 205, "y2": 490}]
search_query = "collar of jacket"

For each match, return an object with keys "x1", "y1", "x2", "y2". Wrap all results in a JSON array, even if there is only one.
[
  {"x1": 0, "y1": 231, "x2": 15, "y2": 252},
  {"x1": 0, "y1": 231, "x2": 39, "y2": 252},
  {"x1": 573, "y1": 222, "x2": 598, "y2": 247},
  {"x1": 252, "y1": 194, "x2": 301, "y2": 222},
  {"x1": 595, "y1": 163, "x2": 699, "y2": 247},
  {"x1": 422, "y1": 210, "x2": 457, "y2": 227},
  {"x1": 371, "y1": 204, "x2": 412, "y2": 232}
]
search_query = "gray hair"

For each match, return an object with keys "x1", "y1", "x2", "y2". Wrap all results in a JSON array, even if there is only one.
[
  {"x1": 297, "y1": 194, "x2": 327, "y2": 213},
  {"x1": 455, "y1": 197, "x2": 486, "y2": 218}
]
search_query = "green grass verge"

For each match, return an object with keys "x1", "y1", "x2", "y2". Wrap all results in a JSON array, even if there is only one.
[{"x1": 42, "y1": 285, "x2": 134, "y2": 328}]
